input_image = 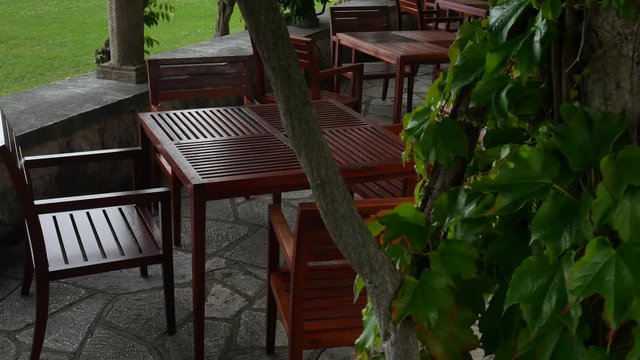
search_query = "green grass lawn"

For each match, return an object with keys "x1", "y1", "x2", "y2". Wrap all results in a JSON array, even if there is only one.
[{"x1": 0, "y1": 0, "x2": 245, "y2": 96}]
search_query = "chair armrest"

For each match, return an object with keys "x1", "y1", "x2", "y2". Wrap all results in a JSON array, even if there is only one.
[
  {"x1": 23, "y1": 147, "x2": 141, "y2": 170},
  {"x1": 319, "y1": 63, "x2": 364, "y2": 106},
  {"x1": 33, "y1": 187, "x2": 170, "y2": 214},
  {"x1": 268, "y1": 204, "x2": 295, "y2": 268},
  {"x1": 318, "y1": 63, "x2": 364, "y2": 80}
]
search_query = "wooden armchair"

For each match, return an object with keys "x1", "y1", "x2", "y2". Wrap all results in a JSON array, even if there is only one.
[
  {"x1": 0, "y1": 110, "x2": 175, "y2": 360},
  {"x1": 253, "y1": 35, "x2": 364, "y2": 112},
  {"x1": 329, "y1": 6, "x2": 416, "y2": 102},
  {"x1": 396, "y1": 0, "x2": 464, "y2": 32},
  {"x1": 146, "y1": 55, "x2": 255, "y2": 112},
  {"x1": 266, "y1": 197, "x2": 412, "y2": 360}
]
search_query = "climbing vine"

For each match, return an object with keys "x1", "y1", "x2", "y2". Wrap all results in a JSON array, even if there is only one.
[{"x1": 357, "y1": 0, "x2": 640, "y2": 358}]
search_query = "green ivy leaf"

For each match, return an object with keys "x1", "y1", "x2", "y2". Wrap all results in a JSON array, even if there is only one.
[
  {"x1": 591, "y1": 183, "x2": 616, "y2": 228},
  {"x1": 505, "y1": 253, "x2": 573, "y2": 333},
  {"x1": 551, "y1": 104, "x2": 627, "y2": 171},
  {"x1": 512, "y1": 13, "x2": 547, "y2": 80},
  {"x1": 430, "y1": 240, "x2": 478, "y2": 278},
  {"x1": 569, "y1": 237, "x2": 640, "y2": 330},
  {"x1": 354, "y1": 275, "x2": 365, "y2": 302},
  {"x1": 517, "y1": 323, "x2": 588, "y2": 360},
  {"x1": 600, "y1": 145, "x2": 640, "y2": 197},
  {"x1": 377, "y1": 203, "x2": 428, "y2": 251},
  {"x1": 490, "y1": 0, "x2": 531, "y2": 42},
  {"x1": 611, "y1": 186, "x2": 640, "y2": 243},
  {"x1": 531, "y1": 192, "x2": 592, "y2": 257},
  {"x1": 416, "y1": 303, "x2": 479, "y2": 360},
  {"x1": 475, "y1": 145, "x2": 560, "y2": 214},
  {"x1": 418, "y1": 117, "x2": 468, "y2": 167},
  {"x1": 450, "y1": 42, "x2": 488, "y2": 90},
  {"x1": 392, "y1": 270, "x2": 453, "y2": 326},
  {"x1": 541, "y1": 0, "x2": 563, "y2": 20},
  {"x1": 482, "y1": 127, "x2": 529, "y2": 148},
  {"x1": 356, "y1": 302, "x2": 381, "y2": 358},
  {"x1": 432, "y1": 187, "x2": 489, "y2": 227}
]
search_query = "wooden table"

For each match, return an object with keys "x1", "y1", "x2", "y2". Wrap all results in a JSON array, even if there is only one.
[
  {"x1": 138, "y1": 100, "x2": 413, "y2": 359},
  {"x1": 335, "y1": 30, "x2": 456, "y2": 123},
  {"x1": 437, "y1": 0, "x2": 488, "y2": 18}
]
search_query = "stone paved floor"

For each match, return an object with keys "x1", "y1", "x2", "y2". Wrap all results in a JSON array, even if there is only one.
[{"x1": 0, "y1": 66, "x2": 459, "y2": 360}]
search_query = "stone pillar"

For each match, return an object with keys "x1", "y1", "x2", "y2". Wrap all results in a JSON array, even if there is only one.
[{"x1": 96, "y1": 0, "x2": 147, "y2": 83}]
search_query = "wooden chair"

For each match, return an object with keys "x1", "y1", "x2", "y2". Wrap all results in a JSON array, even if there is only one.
[
  {"x1": 329, "y1": 6, "x2": 415, "y2": 102},
  {"x1": 253, "y1": 35, "x2": 364, "y2": 112},
  {"x1": 349, "y1": 123, "x2": 417, "y2": 198},
  {"x1": 146, "y1": 55, "x2": 255, "y2": 112},
  {"x1": 0, "y1": 110, "x2": 175, "y2": 360},
  {"x1": 395, "y1": 0, "x2": 464, "y2": 32},
  {"x1": 266, "y1": 197, "x2": 412, "y2": 360},
  {"x1": 146, "y1": 55, "x2": 255, "y2": 246}
]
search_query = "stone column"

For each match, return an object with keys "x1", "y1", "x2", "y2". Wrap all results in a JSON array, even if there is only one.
[{"x1": 96, "y1": 0, "x2": 147, "y2": 83}]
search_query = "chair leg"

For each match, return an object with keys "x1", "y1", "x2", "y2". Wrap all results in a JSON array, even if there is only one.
[
  {"x1": 21, "y1": 245, "x2": 33, "y2": 296},
  {"x1": 162, "y1": 261, "x2": 176, "y2": 335},
  {"x1": 30, "y1": 279, "x2": 50, "y2": 360},
  {"x1": 171, "y1": 176, "x2": 182, "y2": 247},
  {"x1": 381, "y1": 79, "x2": 389, "y2": 101},
  {"x1": 139, "y1": 266, "x2": 149, "y2": 278},
  {"x1": 265, "y1": 282, "x2": 277, "y2": 354},
  {"x1": 406, "y1": 70, "x2": 416, "y2": 114}
]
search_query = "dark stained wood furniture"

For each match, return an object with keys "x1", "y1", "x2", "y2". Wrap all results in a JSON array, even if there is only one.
[
  {"x1": 137, "y1": 100, "x2": 414, "y2": 359},
  {"x1": 266, "y1": 197, "x2": 413, "y2": 359},
  {"x1": 146, "y1": 55, "x2": 255, "y2": 112},
  {"x1": 329, "y1": 5, "x2": 414, "y2": 102},
  {"x1": 253, "y1": 35, "x2": 364, "y2": 112},
  {"x1": 437, "y1": 0, "x2": 488, "y2": 19},
  {"x1": 0, "y1": 110, "x2": 175, "y2": 360},
  {"x1": 335, "y1": 30, "x2": 456, "y2": 123},
  {"x1": 396, "y1": 0, "x2": 464, "y2": 32},
  {"x1": 146, "y1": 55, "x2": 255, "y2": 246}
]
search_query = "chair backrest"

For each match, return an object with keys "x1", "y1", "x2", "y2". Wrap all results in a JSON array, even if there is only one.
[
  {"x1": 329, "y1": 6, "x2": 393, "y2": 62},
  {"x1": 253, "y1": 35, "x2": 323, "y2": 100},
  {"x1": 293, "y1": 197, "x2": 413, "y2": 266},
  {"x1": 396, "y1": 0, "x2": 461, "y2": 31},
  {"x1": 0, "y1": 110, "x2": 47, "y2": 272},
  {"x1": 146, "y1": 55, "x2": 254, "y2": 110}
]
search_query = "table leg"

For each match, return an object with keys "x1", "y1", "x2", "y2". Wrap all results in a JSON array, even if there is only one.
[
  {"x1": 393, "y1": 59, "x2": 406, "y2": 124},
  {"x1": 190, "y1": 185, "x2": 206, "y2": 360}
]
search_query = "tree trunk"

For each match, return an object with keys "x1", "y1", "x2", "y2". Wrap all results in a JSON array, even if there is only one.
[
  {"x1": 214, "y1": 0, "x2": 236, "y2": 38},
  {"x1": 582, "y1": 9, "x2": 640, "y2": 143},
  {"x1": 236, "y1": 1, "x2": 420, "y2": 359}
]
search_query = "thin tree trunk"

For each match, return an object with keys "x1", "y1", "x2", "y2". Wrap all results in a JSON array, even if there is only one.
[
  {"x1": 214, "y1": 0, "x2": 236, "y2": 38},
  {"x1": 236, "y1": 1, "x2": 420, "y2": 359}
]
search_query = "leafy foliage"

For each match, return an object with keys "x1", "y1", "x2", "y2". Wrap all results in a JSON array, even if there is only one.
[
  {"x1": 357, "y1": 0, "x2": 640, "y2": 358},
  {"x1": 143, "y1": 0, "x2": 175, "y2": 53}
]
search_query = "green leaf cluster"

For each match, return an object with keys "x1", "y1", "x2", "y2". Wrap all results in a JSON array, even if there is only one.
[{"x1": 356, "y1": 0, "x2": 640, "y2": 357}]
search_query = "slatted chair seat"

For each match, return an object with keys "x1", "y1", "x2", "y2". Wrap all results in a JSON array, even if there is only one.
[
  {"x1": 0, "y1": 110, "x2": 175, "y2": 360},
  {"x1": 267, "y1": 198, "x2": 412, "y2": 359},
  {"x1": 40, "y1": 205, "x2": 163, "y2": 277}
]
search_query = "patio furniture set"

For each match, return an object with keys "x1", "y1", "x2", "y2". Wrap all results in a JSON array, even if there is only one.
[{"x1": 1, "y1": 1, "x2": 487, "y2": 359}]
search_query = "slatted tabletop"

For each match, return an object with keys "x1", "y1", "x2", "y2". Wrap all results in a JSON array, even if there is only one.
[
  {"x1": 334, "y1": 30, "x2": 456, "y2": 123},
  {"x1": 137, "y1": 100, "x2": 413, "y2": 360}
]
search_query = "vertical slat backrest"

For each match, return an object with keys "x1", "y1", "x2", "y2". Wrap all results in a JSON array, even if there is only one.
[
  {"x1": 288, "y1": 35, "x2": 322, "y2": 100},
  {"x1": 146, "y1": 55, "x2": 254, "y2": 108},
  {"x1": 329, "y1": 6, "x2": 393, "y2": 62},
  {"x1": 395, "y1": 0, "x2": 423, "y2": 29},
  {"x1": 0, "y1": 110, "x2": 48, "y2": 272}
]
